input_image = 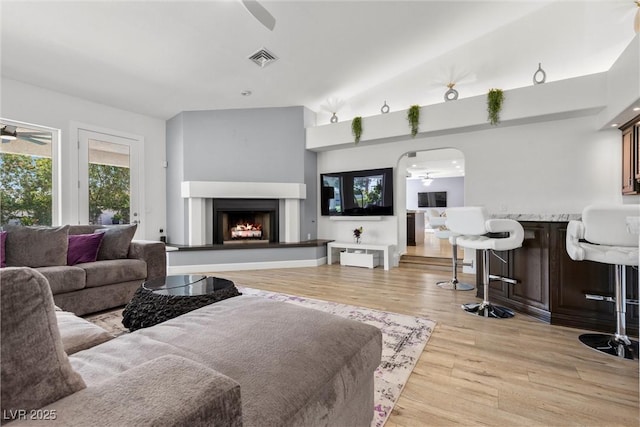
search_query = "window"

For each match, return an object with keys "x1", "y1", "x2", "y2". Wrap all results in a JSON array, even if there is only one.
[
  {"x1": 78, "y1": 128, "x2": 141, "y2": 232},
  {"x1": 87, "y1": 138, "x2": 131, "y2": 225},
  {"x1": 0, "y1": 120, "x2": 57, "y2": 226}
]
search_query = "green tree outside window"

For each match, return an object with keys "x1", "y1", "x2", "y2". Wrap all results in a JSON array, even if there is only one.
[
  {"x1": 0, "y1": 153, "x2": 52, "y2": 226},
  {"x1": 1, "y1": 153, "x2": 131, "y2": 226}
]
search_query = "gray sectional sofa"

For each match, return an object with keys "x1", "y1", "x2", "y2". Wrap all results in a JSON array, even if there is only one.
[
  {"x1": 1, "y1": 224, "x2": 166, "y2": 315},
  {"x1": 1, "y1": 267, "x2": 383, "y2": 426}
]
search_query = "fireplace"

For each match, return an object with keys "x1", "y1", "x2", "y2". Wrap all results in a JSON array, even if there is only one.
[{"x1": 213, "y1": 199, "x2": 279, "y2": 245}]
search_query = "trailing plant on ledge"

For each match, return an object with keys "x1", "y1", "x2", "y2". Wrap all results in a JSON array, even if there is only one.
[
  {"x1": 487, "y1": 89, "x2": 504, "y2": 126},
  {"x1": 351, "y1": 116, "x2": 363, "y2": 144},
  {"x1": 407, "y1": 105, "x2": 421, "y2": 137}
]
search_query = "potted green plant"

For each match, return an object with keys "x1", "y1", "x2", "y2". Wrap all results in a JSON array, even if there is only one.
[
  {"x1": 487, "y1": 89, "x2": 504, "y2": 126},
  {"x1": 111, "y1": 213, "x2": 123, "y2": 224},
  {"x1": 351, "y1": 116, "x2": 363, "y2": 144},
  {"x1": 407, "y1": 105, "x2": 420, "y2": 137}
]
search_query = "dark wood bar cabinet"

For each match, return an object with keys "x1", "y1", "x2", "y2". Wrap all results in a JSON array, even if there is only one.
[{"x1": 476, "y1": 221, "x2": 639, "y2": 336}]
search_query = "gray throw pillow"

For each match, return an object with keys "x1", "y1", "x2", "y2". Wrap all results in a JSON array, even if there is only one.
[
  {"x1": 4, "y1": 225, "x2": 69, "y2": 267},
  {"x1": 0, "y1": 267, "x2": 86, "y2": 418},
  {"x1": 95, "y1": 224, "x2": 137, "y2": 260}
]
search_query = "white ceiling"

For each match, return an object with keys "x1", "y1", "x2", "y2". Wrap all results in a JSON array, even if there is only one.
[
  {"x1": 406, "y1": 149, "x2": 465, "y2": 179},
  {"x1": 1, "y1": 0, "x2": 637, "y2": 125}
]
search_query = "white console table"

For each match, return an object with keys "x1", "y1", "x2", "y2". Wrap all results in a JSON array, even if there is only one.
[{"x1": 327, "y1": 242, "x2": 394, "y2": 270}]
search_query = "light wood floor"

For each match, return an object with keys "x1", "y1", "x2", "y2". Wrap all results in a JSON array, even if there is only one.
[
  {"x1": 213, "y1": 264, "x2": 639, "y2": 426},
  {"x1": 405, "y1": 232, "x2": 460, "y2": 259}
]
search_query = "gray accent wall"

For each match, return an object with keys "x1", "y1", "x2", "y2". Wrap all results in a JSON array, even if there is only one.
[
  {"x1": 166, "y1": 113, "x2": 186, "y2": 244},
  {"x1": 166, "y1": 106, "x2": 317, "y2": 245}
]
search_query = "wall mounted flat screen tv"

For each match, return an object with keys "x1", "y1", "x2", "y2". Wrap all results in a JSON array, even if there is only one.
[
  {"x1": 418, "y1": 191, "x2": 447, "y2": 208},
  {"x1": 321, "y1": 167, "x2": 394, "y2": 216}
]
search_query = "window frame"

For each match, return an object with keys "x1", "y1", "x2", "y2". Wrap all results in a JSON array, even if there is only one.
[{"x1": 0, "y1": 118, "x2": 61, "y2": 226}]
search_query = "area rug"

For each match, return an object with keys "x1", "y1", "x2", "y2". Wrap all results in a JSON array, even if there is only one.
[{"x1": 86, "y1": 288, "x2": 436, "y2": 427}]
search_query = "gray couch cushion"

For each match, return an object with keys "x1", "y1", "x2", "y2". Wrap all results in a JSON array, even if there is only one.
[
  {"x1": 53, "y1": 281, "x2": 141, "y2": 317},
  {"x1": 56, "y1": 310, "x2": 114, "y2": 355},
  {"x1": 69, "y1": 225, "x2": 103, "y2": 235},
  {"x1": 95, "y1": 224, "x2": 137, "y2": 260},
  {"x1": 81, "y1": 259, "x2": 147, "y2": 288},
  {"x1": 37, "y1": 266, "x2": 87, "y2": 294},
  {"x1": 70, "y1": 295, "x2": 382, "y2": 426},
  {"x1": 5, "y1": 225, "x2": 69, "y2": 267},
  {"x1": 0, "y1": 267, "x2": 86, "y2": 418},
  {"x1": 14, "y1": 356, "x2": 243, "y2": 427}
]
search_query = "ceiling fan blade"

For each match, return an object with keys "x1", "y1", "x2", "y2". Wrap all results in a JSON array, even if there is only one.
[
  {"x1": 20, "y1": 136, "x2": 48, "y2": 145},
  {"x1": 18, "y1": 132, "x2": 51, "y2": 138},
  {"x1": 241, "y1": 0, "x2": 276, "y2": 31}
]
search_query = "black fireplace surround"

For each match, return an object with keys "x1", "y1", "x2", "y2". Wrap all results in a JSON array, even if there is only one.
[{"x1": 213, "y1": 198, "x2": 279, "y2": 245}]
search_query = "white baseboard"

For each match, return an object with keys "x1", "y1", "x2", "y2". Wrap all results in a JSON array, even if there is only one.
[{"x1": 168, "y1": 257, "x2": 327, "y2": 274}]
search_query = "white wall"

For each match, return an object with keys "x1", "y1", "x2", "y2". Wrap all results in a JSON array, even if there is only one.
[
  {"x1": 601, "y1": 34, "x2": 639, "y2": 127},
  {"x1": 406, "y1": 176, "x2": 464, "y2": 211},
  {"x1": 312, "y1": 41, "x2": 640, "y2": 257},
  {"x1": 1, "y1": 78, "x2": 166, "y2": 239},
  {"x1": 316, "y1": 143, "x2": 401, "y2": 246},
  {"x1": 317, "y1": 113, "x2": 621, "y2": 255}
]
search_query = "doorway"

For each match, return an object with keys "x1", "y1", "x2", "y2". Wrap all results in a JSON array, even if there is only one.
[
  {"x1": 404, "y1": 148, "x2": 465, "y2": 258},
  {"x1": 78, "y1": 128, "x2": 143, "y2": 238}
]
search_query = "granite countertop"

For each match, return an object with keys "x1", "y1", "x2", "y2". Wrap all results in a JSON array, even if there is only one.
[{"x1": 492, "y1": 213, "x2": 581, "y2": 222}]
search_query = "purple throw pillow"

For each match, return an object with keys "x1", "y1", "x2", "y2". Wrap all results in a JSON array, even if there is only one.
[
  {"x1": 0, "y1": 231, "x2": 6, "y2": 268},
  {"x1": 67, "y1": 233, "x2": 105, "y2": 266}
]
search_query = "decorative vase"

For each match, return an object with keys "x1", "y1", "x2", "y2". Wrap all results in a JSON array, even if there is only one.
[
  {"x1": 533, "y1": 63, "x2": 546, "y2": 85},
  {"x1": 330, "y1": 112, "x2": 338, "y2": 123},
  {"x1": 380, "y1": 101, "x2": 390, "y2": 114},
  {"x1": 444, "y1": 83, "x2": 458, "y2": 101}
]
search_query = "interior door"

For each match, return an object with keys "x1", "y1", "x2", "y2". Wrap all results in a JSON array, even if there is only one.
[{"x1": 78, "y1": 129, "x2": 142, "y2": 237}]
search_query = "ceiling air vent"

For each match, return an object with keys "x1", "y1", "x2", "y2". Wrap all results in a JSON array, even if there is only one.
[{"x1": 248, "y1": 47, "x2": 278, "y2": 68}]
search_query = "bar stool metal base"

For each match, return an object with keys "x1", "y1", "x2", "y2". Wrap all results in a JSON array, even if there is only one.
[
  {"x1": 437, "y1": 279, "x2": 474, "y2": 291},
  {"x1": 462, "y1": 302, "x2": 514, "y2": 318},
  {"x1": 578, "y1": 333, "x2": 639, "y2": 360},
  {"x1": 437, "y1": 245, "x2": 475, "y2": 291}
]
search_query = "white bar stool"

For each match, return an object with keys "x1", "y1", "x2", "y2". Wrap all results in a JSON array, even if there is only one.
[
  {"x1": 566, "y1": 204, "x2": 639, "y2": 360},
  {"x1": 426, "y1": 209, "x2": 474, "y2": 291},
  {"x1": 446, "y1": 207, "x2": 524, "y2": 318}
]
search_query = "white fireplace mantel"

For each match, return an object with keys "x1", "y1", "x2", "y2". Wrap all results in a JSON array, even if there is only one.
[
  {"x1": 181, "y1": 181, "x2": 307, "y2": 245},
  {"x1": 181, "y1": 181, "x2": 306, "y2": 200}
]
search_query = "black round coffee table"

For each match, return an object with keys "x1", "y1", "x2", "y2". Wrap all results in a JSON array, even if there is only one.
[
  {"x1": 122, "y1": 274, "x2": 242, "y2": 331},
  {"x1": 143, "y1": 274, "x2": 207, "y2": 291}
]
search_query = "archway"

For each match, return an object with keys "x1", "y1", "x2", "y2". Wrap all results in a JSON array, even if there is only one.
[{"x1": 395, "y1": 148, "x2": 465, "y2": 257}]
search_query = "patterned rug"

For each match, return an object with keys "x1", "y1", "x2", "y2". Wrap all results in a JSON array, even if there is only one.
[{"x1": 86, "y1": 288, "x2": 436, "y2": 427}]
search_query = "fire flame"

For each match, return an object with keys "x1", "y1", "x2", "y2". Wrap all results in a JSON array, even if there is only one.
[{"x1": 232, "y1": 223, "x2": 262, "y2": 231}]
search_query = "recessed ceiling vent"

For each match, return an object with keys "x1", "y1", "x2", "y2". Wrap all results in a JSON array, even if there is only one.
[{"x1": 248, "y1": 47, "x2": 278, "y2": 68}]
